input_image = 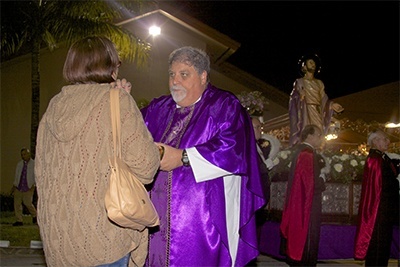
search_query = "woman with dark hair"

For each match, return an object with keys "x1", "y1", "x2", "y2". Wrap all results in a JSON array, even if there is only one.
[{"x1": 35, "y1": 36, "x2": 160, "y2": 267}]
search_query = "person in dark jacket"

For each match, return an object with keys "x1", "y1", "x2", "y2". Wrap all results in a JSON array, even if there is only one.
[
  {"x1": 354, "y1": 129, "x2": 399, "y2": 267},
  {"x1": 280, "y1": 124, "x2": 327, "y2": 267}
]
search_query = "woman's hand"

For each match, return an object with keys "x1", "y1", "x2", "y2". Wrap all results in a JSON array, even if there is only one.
[{"x1": 111, "y1": 78, "x2": 132, "y2": 94}]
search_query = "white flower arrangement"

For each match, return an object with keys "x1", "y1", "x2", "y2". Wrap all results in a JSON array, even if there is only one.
[
  {"x1": 269, "y1": 150, "x2": 292, "y2": 180},
  {"x1": 325, "y1": 151, "x2": 366, "y2": 183},
  {"x1": 237, "y1": 91, "x2": 269, "y2": 116},
  {"x1": 269, "y1": 148, "x2": 367, "y2": 184},
  {"x1": 333, "y1": 163, "x2": 343, "y2": 173}
]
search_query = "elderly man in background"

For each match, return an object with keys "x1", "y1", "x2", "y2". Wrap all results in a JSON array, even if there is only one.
[{"x1": 354, "y1": 129, "x2": 399, "y2": 267}]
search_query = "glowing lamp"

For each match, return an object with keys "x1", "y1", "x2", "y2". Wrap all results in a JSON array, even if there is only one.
[{"x1": 149, "y1": 26, "x2": 161, "y2": 36}]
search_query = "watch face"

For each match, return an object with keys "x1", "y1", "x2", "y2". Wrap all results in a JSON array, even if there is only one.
[{"x1": 182, "y1": 150, "x2": 190, "y2": 166}]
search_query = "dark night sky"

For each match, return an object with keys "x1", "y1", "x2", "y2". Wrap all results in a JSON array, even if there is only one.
[{"x1": 166, "y1": 1, "x2": 399, "y2": 99}]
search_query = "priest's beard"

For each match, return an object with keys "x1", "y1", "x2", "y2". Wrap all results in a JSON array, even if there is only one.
[{"x1": 170, "y1": 86, "x2": 187, "y2": 103}]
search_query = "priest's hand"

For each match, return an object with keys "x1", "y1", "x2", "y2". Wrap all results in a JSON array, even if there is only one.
[{"x1": 155, "y1": 142, "x2": 183, "y2": 171}]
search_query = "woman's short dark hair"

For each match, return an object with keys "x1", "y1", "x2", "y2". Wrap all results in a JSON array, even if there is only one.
[{"x1": 63, "y1": 36, "x2": 120, "y2": 84}]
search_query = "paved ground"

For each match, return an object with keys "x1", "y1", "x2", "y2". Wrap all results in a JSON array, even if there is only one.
[
  {"x1": 0, "y1": 247, "x2": 398, "y2": 266},
  {"x1": 0, "y1": 247, "x2": 46, "y2": 267}
]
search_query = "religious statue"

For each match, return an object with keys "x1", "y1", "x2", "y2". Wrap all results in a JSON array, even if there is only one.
[{"x1": 289, "y1": 54, "x2": 344, "y2": 147}]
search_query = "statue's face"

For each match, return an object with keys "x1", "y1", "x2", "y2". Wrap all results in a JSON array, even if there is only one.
[{"x1": 305, "y1": 59, "x2": 316, "y2": 72}]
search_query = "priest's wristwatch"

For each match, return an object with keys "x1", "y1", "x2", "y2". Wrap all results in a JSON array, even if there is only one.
[{"x1": 181, "y1": 149, "x2": 190, "y2": 167}]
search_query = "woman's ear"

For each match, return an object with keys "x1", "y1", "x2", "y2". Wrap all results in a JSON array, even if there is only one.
[
  {"x1": 112, "y1": 71, "x2": 118, "y2": 81},
  {"x1": 112, "y1": 65, "x2": 120, "y2": 80}
]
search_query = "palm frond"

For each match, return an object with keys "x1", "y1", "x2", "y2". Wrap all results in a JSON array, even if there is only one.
[{"x1": 1, "y1": 0, "x2": 152, "y2": 65}]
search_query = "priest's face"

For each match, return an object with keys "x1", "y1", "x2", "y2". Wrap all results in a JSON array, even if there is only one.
[{"x1": 169, "y1": 61, "x2": 207, "y2": 107}]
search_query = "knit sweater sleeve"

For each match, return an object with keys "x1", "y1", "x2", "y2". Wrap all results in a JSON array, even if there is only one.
[{"x1": 119, "y1": 91, "x2": 160, "y2": 184}]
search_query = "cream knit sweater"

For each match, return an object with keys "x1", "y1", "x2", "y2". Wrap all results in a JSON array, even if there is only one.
[{"x1": 35, "y1": 84, "x2": 160, "y2": 266}]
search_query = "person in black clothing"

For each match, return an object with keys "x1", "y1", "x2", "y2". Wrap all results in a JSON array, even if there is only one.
[
  {"x1": 354, "y1": 129, "x2": 399, "y2": 266},
  {"x1": 248, "y1": 117, "x2": 281, "y2": 266},
  {"x1": 280, "y1": 124, "x2": 327, "y2": 267},
  {"x1": 252, "y1": 117, "x2": 271, "y2": 204}
]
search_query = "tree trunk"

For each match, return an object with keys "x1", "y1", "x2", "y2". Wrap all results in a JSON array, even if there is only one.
[{"x1": 30, "y1": 39, "x2": 40, "y2": 159}]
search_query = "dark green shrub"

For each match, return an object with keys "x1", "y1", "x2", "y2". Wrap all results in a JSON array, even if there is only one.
[{"x1": 0, "y1": 193, "x2": 14, "y2": 212}]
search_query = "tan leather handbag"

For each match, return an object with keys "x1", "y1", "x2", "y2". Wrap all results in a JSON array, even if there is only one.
[{"x1": 104, "y1": 88, "x2": 159, "y2": 231}]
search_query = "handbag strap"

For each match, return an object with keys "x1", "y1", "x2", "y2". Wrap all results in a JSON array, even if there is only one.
[{"x1": 110, "y1": 88, "x2": 122, "y2": 158}]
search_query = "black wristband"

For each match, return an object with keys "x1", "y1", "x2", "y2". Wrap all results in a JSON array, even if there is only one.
[{"x1": 181, "y1": 149, "x2": 190, "y2": 167}]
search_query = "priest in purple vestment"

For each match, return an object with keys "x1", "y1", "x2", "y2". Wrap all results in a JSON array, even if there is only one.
[{"x1": 141, "y1": 46, "x2": 265, "y2": 266}]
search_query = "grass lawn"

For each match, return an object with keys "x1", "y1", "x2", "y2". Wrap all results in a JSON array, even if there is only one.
[{"x1": 0, "y1": 211, "x2": 41, "y2": 247}]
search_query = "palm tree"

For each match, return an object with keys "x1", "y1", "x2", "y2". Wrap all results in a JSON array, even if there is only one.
[{"x1": 1, "y1": 0, "x2": 155, "y2": 157}]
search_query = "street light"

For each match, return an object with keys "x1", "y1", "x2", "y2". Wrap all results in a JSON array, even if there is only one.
[
  {"x1": 385, "y1": 122, "x2": 400, "y2": 128},
  {"x1": 149, "y1": 25, "x2": 161, "y2": 36},
  {"x1": 325, "y1": 121, "x2": 340, "y2": 141}
]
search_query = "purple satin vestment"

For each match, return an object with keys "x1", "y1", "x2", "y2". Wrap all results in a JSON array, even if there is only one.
[{"x1": 141, "y1": 84, "x2": 265, "y2": 266}]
